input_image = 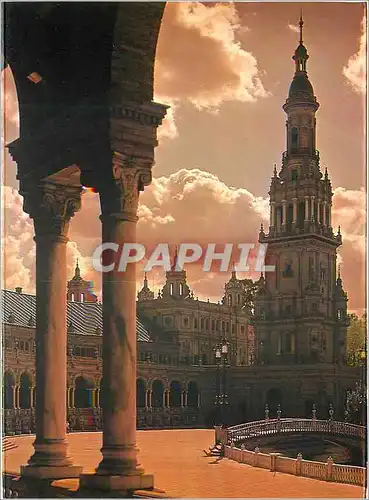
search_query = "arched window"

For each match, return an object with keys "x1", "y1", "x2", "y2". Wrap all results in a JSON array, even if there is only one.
[
  {"x1": 137, "y1": 379, "x2": 146, "y2": 408},
  {"x1": 201, "y1": 318, "x2": 205, "y2": 329},
  {"x1": 169, "y1": 381, "x2": 181, "y2": 408},
  {"x1": 3, "y1": 372, "x2": 15, "y2": 409},
  {"x1": 187, "y1": 381, "x2": 199, "y2": 408},
  {"x1": 80, "y1": 293, "x2": 84, "y2": 303},
  {"x1": 170, "y1": 283, "x2": 174, "y2": 295},
  {"x1": 152, "y1": 380, "x2": 164, "y2": 408},
  {"x1": 179, "y1": 283, "x2": 183, "y2": 296},
  {"x1": 75, "y1": 376, "x2": 95, "y2": 408},
  {"x1": 205, "y1": 318, "x2": 209, "y2": 330},
  {"x1": 19, "y1": 373, "x2": 32, "y2": 409},
  {"x1": 71, "y1": 293, "x2": 75, "y2": 302},
  {"x1": 291, "y1": 127, "x2": 298, "y2": 150},
  {"x1": 194, "y1": 318, "x2": 198, "y2": 329},
  {"x1": 228, "y1": 295, "x2": 232, "y2": 306},
  {"x1": 237, "y1": 294, "x2": 241, "y2": 305}
]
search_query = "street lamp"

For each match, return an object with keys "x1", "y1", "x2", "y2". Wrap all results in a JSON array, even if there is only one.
[
  {"x1": 214, "y1": 346, "x2": 222, "y2": 426},
  {"x1": 220, "y1": 339, "x2": 229, "y2": 428}
]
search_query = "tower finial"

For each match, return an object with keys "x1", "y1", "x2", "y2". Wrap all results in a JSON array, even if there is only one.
[
  {"x1": 299, "y1": 9, "x2": 304, "y2": 45},
  {"x1": 231, "y1": 261, "x2": 237, "y2": 279},
  {"x1": 337, "y1": 264, "x2": 341, "y2": 280},
  {"x1": 75, "y1": 258, "x2": 80, "y2": 278}
]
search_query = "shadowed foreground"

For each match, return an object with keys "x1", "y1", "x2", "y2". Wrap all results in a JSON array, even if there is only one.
[{"x1": 3, "y1": 430, "x2": 366, "y2": 498}]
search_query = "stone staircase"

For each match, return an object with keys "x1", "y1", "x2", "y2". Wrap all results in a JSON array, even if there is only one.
[{"x1": 2, "y1": 436, "x2": 18, "y2": 452}]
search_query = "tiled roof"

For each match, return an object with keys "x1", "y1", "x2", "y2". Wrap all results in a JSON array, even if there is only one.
[{"x1": 1, "y1": 289, "x2": 151, "y2": 342}]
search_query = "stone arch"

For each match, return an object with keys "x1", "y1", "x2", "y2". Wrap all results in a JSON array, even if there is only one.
[
  {"x1": 19, "y1": 372, "x2": 33, "y2": 409},
  {"x1": 169, "y1": 380, "x2": 181, "y2": 408},
  {"x1": 137, "y1": 378, "x2": 146, "y2": 408},
  {"x1": 187, "y1": 381, "x2": 199, "y2": 408},
  {"x1": 74, "y1": 375, "x2": 95, "y2": 408},
  {"x1": 151, "y1": 379, "x2": 164, "y2": 408},
  {"x1": 3, "y1": 371, "x2": 15, "y2": 409}
]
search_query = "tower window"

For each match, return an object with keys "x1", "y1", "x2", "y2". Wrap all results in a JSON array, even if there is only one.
[
  {"x1": 170, "y1": 283, "x2": 174, "y2": 295},
  {"x1": 81, "y1": 293, "x2": 84, "y2": 303},
  {"x1": 71, "y1": 293, "x2": 74, "y2": 302},
  {"x1": 228, "y1": 295, "x2": 232, "y2": 306},
  {"x1": 291, "y1": 170, "x2": 298, "y2": 181},
  {"x1": 291, "y1": 128, "x2": 298, "y2": 150},
  {"x1": 179, "y1": 283, "x2": 183, "y2": 296}
]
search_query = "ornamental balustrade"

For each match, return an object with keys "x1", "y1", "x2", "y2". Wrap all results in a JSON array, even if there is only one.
[
  {"x1": 3, "y1": 407, "x2": 200, "y2": 434},
  {"x1": 224, "y1": 444, "x2": 366, "y2": 486},
  {"x1": 226, "y1": 418, "x2": 366, "y2": 445}
]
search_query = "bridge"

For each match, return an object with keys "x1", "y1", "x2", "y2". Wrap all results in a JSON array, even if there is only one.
[
  {"x1": 214, "y1": 418, "x2": 366, "y2": 487},
  {"x1": 223, "y1": 418, "x2": 366, "y2": 444}
]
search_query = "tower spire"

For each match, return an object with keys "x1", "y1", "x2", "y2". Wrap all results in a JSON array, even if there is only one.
[
  {"x1": 299, "y1": 9, "x2": 304, "y2": 45},
  {"x1": 75, "y1": 258, "x2": 81, "y2": 278}
]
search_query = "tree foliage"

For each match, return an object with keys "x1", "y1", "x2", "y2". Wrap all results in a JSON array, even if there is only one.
[{"x1": 346, "y1": 312, "x2": 366, "y2": 365}]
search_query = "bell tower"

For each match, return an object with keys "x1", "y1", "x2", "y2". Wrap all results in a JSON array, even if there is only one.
[{"x1": 255, "y1": 15, "x2": 349, "y2": 366}]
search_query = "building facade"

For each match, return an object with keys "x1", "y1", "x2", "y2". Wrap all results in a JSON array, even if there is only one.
[{"x1": 2, "y1": 19, "x2": 360, "y2": 436}]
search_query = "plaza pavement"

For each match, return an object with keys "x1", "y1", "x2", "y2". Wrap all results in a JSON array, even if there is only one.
[{"x1": 3, "y1": 429, "x2": 366, "y2": 498}]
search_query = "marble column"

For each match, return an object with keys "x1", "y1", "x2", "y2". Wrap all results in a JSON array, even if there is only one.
[
  {"x1": 304, "y1": 196, "x2": 309, "y2": 221},
  {"x1": 317, "y1": 200, "x2": 321, "y2": 224},
  {"x1": 310, "y1": 196, "x2": 315, "y2": 221},
  {"x1": 270, "y1": 201, "x2": 275, "y2": 229},
  {"x1": 81, "y1": 154, "x2": 154, "y2": 491},
  {"x1": 15, "y1": 386, "x2": 20, "y2": 409},
  {"x1": 148, "y1": 390, "x2": 152, "y2": 409},
  {"x1": 30, "y1": 387, "x2": 34, "y2": 409},
  {"x1": 282, "y1": 200, "x2": 287, "y2": 229},
  {"x1": 144, "y1": 390, "x2": 149, "y2": 410},
  {"x1": 20, "y1": 182, "x2": 82, "y2": 479}
]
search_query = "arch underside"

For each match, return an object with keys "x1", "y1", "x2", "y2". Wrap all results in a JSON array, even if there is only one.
[{"x1": 3, "y1": 2, "x2": 166, "y2": 185}]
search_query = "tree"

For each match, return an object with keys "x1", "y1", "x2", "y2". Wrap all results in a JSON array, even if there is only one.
[{"x1": 346, "y1": 312, "x2": 366, "y2": 365}]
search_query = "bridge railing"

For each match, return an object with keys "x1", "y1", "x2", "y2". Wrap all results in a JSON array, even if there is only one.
[
  {"x1": 224, "y1": 444, "x2": 366, "y2": 487},
  {"x1": 227, "y1": 418, "x2": 366, "y2": 444}
]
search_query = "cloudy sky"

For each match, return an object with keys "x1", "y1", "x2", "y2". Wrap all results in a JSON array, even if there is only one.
[{"x1": 2, "y1": 2, "x2": 366, "y2": 313}]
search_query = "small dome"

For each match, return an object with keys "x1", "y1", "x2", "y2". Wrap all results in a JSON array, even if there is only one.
[
  {"x1": 294, "y1": 43, "x2": 308, "y2": 59},
  {"x1": 288, "y1": 72, "x2": 314, "y2": 100}
]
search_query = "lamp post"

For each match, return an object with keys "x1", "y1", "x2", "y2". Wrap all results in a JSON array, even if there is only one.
[
  {"x1": 214, "y1": 345, "x2": 221, "y2": 426},
  {"x1": 220, "y1": 339, "x2": 229, "y2": 428}
]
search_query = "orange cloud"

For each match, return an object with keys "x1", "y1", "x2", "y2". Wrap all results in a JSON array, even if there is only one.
[
  {"x1": 343, "y1": 15, "x2": 367, "y2": 94},
  {"x1": 2, "y1": 169, "x2": 366, "y2": 313},
  {"x1": 155, "y1": 2, "x2": 269, "y2": 140}
]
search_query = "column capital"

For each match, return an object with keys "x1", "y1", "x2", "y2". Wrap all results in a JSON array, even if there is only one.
[
  {"x1": 21, "y1": 182, "x2": 82, "y2": 240},
  {"x1": 99, "y1": 152, "x2": 152, "y2": 222}
]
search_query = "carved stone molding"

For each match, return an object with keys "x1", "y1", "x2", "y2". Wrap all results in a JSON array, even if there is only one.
[
  {"x1": 99, "y1": 152, "x2": 152, "y2": 221},
  {"x1": 22, "y1": 182, "x2": 82, "y2": 239}
]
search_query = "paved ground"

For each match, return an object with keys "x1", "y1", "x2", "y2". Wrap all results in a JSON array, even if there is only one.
[{"x1": 3, "y1": 430, "x2": 366, "y2": 498}]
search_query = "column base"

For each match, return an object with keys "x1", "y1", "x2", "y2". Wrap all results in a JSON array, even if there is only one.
[
  {"x1": 21, "y1": 464, "x2": 83, "y2": 480},
  {"x1": 79, "y1": 472, "x2": 154, "y2": 494}
]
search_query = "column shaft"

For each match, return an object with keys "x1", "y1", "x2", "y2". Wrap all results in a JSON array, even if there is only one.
[
  {"x1": 292, "y1": 198, "x2": 297, "y2": 223},
  {"x1": 97, "y1": 214, "x2": 142, "y2": 476},
  {"x1": 282, "y1": 201, "x2": 287, "y2": 227},
  {"x1": 310, "y1": 196, "x2": 315, "y2": 221},
  {"x1": 304, "y1": 196, "x2": 309, "y2": 221},
  {"x1": 19, "y1": 182, "x2": 82, "y2": 478}
]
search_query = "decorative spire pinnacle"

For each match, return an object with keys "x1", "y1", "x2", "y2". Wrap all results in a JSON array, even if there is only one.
[
  {"x1": 325, "y1": 167, "x2": 328, "y2": 179},
  {"x1": 75, "y1": 258, "x2": 81, "y2": 278},
  {"x1": 299, "y1": 10, "x2": 304, "y2": 45},
  {"x1": 338, "y1": 264, "x2": 341, "y2": 280},
  {"x1": 172, "y1": 246, "x2": 179, "y2": 271},
  {"x1": 144, "y1": 272, "x2": 148, "y2": 288},
  {"x1": 231, "y1": 261, "x2": 237, "y2": 280},
  {"x1": 273, "y1": 163, "x2": 277, "y2": 177}
]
